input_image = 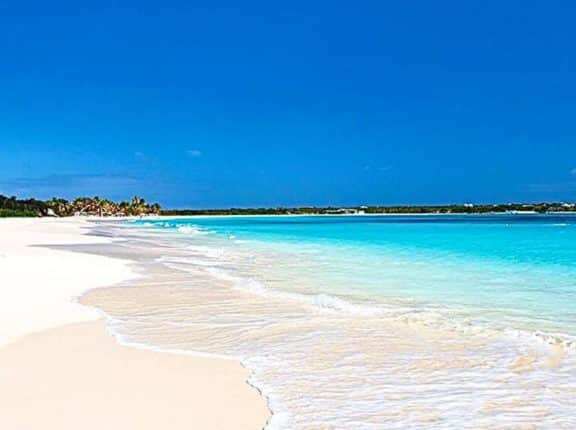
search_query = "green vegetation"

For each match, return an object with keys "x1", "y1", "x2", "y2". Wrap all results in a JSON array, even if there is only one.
[
  {"x1": 2, "y1": 193, "x2": 575, "y2": 218},
  {"x1": 0, "y1": 194, "x2": 161, "y2": 217},
  {"x1": 0, "y1": 209, "x2": 38, "y2": 218},
  {"x1": 0, "y1": 195, "x2": 48, "y2": 216},
  {"x1": 162, "y1": 202, "x2": 576, "y2": 216}
]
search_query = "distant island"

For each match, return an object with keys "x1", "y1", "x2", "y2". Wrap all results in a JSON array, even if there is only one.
[
  {"x1": 2, "y1": 194, "x2": 576, "y2": 218},
  {"x1": 162, "y1": 203, "x2": 576, "y2": 216}
]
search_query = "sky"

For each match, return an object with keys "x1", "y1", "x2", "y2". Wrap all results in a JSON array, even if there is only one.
[{"x1": 1, "y1": 1, "x2": 575, "y2": 208}]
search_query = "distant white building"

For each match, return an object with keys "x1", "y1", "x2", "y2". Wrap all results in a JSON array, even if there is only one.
[{"x1": 326, "y1": 208, "x2": 363, "y2": 215}]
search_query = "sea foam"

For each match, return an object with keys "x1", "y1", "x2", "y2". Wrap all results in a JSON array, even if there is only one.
[{"x1": 114, "y1": 215, "x2": 576, "y2": 429}]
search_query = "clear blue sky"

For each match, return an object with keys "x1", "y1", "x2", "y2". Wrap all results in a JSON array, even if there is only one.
[{"x1": 1, "y1": 1, "x2": 575, "y2": 208}]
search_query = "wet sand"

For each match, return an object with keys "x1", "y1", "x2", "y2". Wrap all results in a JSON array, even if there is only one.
[
  {"x1": 0, "y1": 218, "x2": 269, "y2": 430},
  {"x1": 0, "y1": 320, "x2": 268, "y2": 430}
]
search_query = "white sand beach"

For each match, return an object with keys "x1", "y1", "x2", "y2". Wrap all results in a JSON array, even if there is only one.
[{"x1": 0, "y1": 218, "x2": 269, "y2": 429}]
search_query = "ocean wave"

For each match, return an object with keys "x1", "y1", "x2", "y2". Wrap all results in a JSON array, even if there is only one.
[
  {"x1": 118, "y1": 220, "x2": 576, "y2": 429},
  {"x1": 159, "y1": 251, "x2": 576, "y2": 353},
  {"x1": 136, "y1": 220, "x2": 213, "y2": 235},
  {"x1": 115, "y1": 255, "x2": 576, "y2": 429},
  {"x1": 177, "y1": 225, "x2": 208, "y2": 235}
]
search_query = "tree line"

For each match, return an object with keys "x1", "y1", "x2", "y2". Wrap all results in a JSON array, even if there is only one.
[
  {"x1": 0, "y1": 195, "x2": 161, "y2": 217},
  {"x1": 162, "y1": 202, "x2": 576, "y2": 216},
  {"x1": 2, "y1": 194, "x2": 575, "y2": 218}
]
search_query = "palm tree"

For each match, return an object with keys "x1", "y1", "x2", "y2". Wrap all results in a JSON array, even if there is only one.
[
  {"x1": 3, "y1": 196, "x2": 17, "y2": 209},
  {"x1": 150, "y1": 203, "x2": 161, "y2": 215},
  {"x1": 118, "y1": 201, "x2": 129, "y2": 216},
  {"x1": 46, "y1": 198, "x2": 72, "y2": 216},
  {"x1": 72, "y1": 197, "x2": 96, "y2": 215},
  {"x1": 1, "y1": 194, "x2": 161, "y2": 217},
  {"x1": 129, "y1": 196, "x2": 147, "y2": 215}
]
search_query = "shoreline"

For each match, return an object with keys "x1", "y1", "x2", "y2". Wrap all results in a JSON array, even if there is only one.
[
  {"x1": 4, "y1": 215, "x2": 575, "y2": 428},
  {"x1": 114, "y1": 215, "x2": 576, "y2": 428},
  {"x1": 0, "y1": 217, "x2": 270, "y2": 429},
  {"x1": 123, "y1": 211, "x2": 576, "y2": 220}
]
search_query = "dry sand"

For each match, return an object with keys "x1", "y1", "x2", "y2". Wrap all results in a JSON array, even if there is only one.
[
  {"x1": 0, "y1": 321, "x2": 268, "y2": 430},
  {"x1": 0, "y1": 217, "x2": 136, "y2": 346},
  {"x1": 0, "y1": 218, "x2": 269, "y2": 429}
]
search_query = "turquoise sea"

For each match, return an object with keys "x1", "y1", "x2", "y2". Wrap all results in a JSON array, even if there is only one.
[
  {"x1": 138, "y1": 214, "x2": 576, "y2": 335},
  {"x1": 126, "y1": 214, "x2": 576, "y2": 429}
]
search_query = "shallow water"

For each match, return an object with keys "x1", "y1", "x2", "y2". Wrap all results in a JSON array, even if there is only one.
[
  {"x1": 86, "y1": 215, "x2": 576, "y2": 429},
  {"x1": 140, "y1": 215, "x2": 576, "y2": 334}
]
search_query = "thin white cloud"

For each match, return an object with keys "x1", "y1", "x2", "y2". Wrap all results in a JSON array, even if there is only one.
[{"x1": 186, "y1": 149, "x2": 202, "y2": 158}]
